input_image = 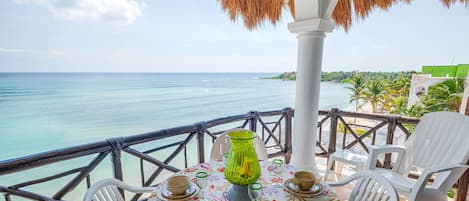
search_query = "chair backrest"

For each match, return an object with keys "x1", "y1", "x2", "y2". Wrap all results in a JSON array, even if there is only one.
[
  {"x1": 84, "y1": 178, "x2": 154, "y2": 201},
  {"x1": 329, "y1": 171, "x2": 399, "y2": 201},
  {"x1": 84, "y1": 179, "x2": 125, "y2": 201},
  {"x1": 209, "y1": 129, "x2": 269, "y2": 161},
  {"x1": 404, "y1": 112, "x2": 469, "y2": 172}
]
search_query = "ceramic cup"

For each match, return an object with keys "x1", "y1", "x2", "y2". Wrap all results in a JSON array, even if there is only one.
[
  {"x1": 167, "y1": 175, "x2": 190, "y2": 195},
  {"x1": 292, "y1": 171, "x2": 316, "y2": 191}
]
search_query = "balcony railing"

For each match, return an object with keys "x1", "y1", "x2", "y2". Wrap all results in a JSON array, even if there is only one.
[{"x1": 0, "y1": 108, "x2": 467, "y2": 201}]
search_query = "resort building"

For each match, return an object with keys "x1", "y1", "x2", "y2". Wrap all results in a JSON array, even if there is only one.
[
  {"x1": 407, "y1": 64, "x2": 469, "y2": 107},
  {"x1": 422, "y1": 64, "x2": 469, "y2": 78}
]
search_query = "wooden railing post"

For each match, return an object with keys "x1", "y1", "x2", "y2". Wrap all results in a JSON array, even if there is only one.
[
  {"x1": 328, "y1": 108, "x2": 339, "y2": 156},
  {"x1": 456, "y1": 160, "x2": 469, "y2": 201},
  {"x1": 2, "y1": 192, "x2": 11, "y2": 201},
  {"x1": 196, "y1": 122, "x2": 207, "y2": 164},
  {"x1": 108, "y1": 138, "x2": 124, "y2": 199},
  {"x1": 384, "y1": 115, "x2": 399, "y2": 169},
  {"x1": 326, "y1": 108, "x2": 339, "y2": 172},
  {"x1": 283, "y1": 107, "x2": 293, "y2": 164},
  {"x1": 108, "y1": 138, "x2": 124, "y2": 181},
  {"x1": 249, "y1": 111, "x2": 258, "y2": 132}
]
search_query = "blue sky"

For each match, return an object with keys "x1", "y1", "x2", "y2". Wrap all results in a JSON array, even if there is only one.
[{"x1": 0, "y1": 0, "x2": 468, "y2": 72}]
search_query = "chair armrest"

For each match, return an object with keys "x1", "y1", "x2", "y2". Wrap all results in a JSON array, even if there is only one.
[
  {"x1": 117, "y1": 181, "x2": 156, "y2": 193},
  {"x1": 125, "y1": 186, "x2": 157, "y2": 194},
  {"x1": 369, "y1": 145, "x2": 406, "y2": 153},
  {"x1": 327, "y1": 174, "x2": 357, "y2": 187},
  {"x1": 424, "y1": 163, "x2": 469, "y2": 173},
  {"x1": 327, "y1": 170, "x2": 396, "y2": 186},
  {"x1": 327, "y1": 171, "x2": 377, "y2": 187},
  {"x1": 367, "y1": 145, "x2": 406, "y2": 172},
  {"x1": 409, "y1": 163, "x2": 469, "y2": 201},
  {"x1": 84, "y1": 178, "x2": 157, "y2": 201}
]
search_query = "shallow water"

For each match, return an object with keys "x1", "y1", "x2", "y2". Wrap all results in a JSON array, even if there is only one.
[{"x1": 0, "y1": 73, "x2": 351, "y2": 160}]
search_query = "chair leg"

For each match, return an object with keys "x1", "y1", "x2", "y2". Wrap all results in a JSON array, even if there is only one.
[
  {"x1": 325, "y1": 157, "x2": 335, "y2": 181},
  {"x1": 337, "y1": 162, "x2": 344, "y2": 176}
]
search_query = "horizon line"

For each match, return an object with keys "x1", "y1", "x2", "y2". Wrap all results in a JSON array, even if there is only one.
[{"x1": 0, "y1": 70, "x2": 417, "y2": 74}]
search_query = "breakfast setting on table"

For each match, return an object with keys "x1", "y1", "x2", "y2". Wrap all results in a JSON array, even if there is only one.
[{"x1": 148, "y1": 129, "x2": 339, "y2": 201}]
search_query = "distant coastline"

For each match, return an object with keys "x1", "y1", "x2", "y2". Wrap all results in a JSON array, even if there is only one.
[{"x1": 264, "y1": 71, "x2": 416, "y2": 83}]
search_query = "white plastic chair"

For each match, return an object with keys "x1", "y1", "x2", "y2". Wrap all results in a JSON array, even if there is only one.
[
  {"x1": 367, "y1": 111, "x2": 469, "y2": 201},
  {"x1": 209, "y1": 128, "x2": 269, "y2": 161},
  {"x1": 328, "y1": 170, "x2": 400, "y2": 201},
  {"x1": 324, "y1": 149, "x2": 368, "y2": 181},
  {"x1": 83, "y1": 178, "x2": 155, "y2": 201}
]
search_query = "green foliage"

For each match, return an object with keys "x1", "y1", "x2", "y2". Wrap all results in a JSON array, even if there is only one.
[
  {"x1": 345, "y1": 75, "x2": 365, "y2": 112},
  {"x1": 270, "y1": 71, "x2": 415, "y2": 83},
  {"x1": 387, "y1": 74, "x2": 411, "y2": 97},
  {"x1": 321, "y1": 71, "x2": 352, "y2": 82},
  {"x1": 338, "y1": 122, "x2": 368, "y2": 136},
  {"x1": 448, "y1": 188, "x2": 455, "y2": 198},
  {"x1": 269, "y1": 72, "x2": 296, "y2": 80},
  {"x1": 399, "y1": 105, "x2": 426, "y2": 118},
  {"x1": 395, "y1": 78, "x2": 465, "y2": 117},
  {"x1": 272, "y1": 71, "x2": 466, "y2": 118},
  {"x1": 389, "y1": 96, "x2": 408, "y2": 115},
  {"x1": 402, "y1": 123, "x2": 416, "y2": 133},
  {"x1": 330, "y1": 72, "x2": 414, "y2": 115},
  {"x1": 420, "y1": 78, "x2": 465, "y2": 112},
  {"x1": 337, "y1": 72, "x2": 413, "y2": 114},
  {"x1": 362, "y1": 80, "x2": 387, "y2": 113},
  {"x1": 386, "y1": 78, "x2": 465, "y2": 117}
]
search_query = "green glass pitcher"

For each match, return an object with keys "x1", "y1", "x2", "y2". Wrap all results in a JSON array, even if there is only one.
[{"x1": 224, "y1": 129, "x2": 261, "y2": 185}]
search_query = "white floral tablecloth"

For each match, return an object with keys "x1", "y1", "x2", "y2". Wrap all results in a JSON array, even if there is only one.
[{"x1": 148, "y1": 160, "x2": 339, "y2": 201}]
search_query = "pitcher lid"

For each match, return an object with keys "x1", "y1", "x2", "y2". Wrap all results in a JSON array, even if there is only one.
[{"x1": 226, "y1": 128, "x2": 256, "y2": 140}]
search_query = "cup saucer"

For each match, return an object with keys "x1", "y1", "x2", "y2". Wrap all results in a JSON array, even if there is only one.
[
  {"x1": 157, "y1": 182, "x2": 200, "y2": 201},
  {"x1": 284, "y1": 179, "x2": 323, "y2": 197}
]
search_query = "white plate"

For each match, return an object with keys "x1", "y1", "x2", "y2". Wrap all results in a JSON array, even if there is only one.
[
  {"x1": 284, "y1": 179, "x2": 323, "y2": 197},
  {"x1": 157, "y1": 182, "x2": 200, "y2": 201}
]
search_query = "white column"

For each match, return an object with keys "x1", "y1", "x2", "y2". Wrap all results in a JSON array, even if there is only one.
[
  {"x1": 288, "y1": 17, "x2": 335, "y2": 174},
  {"x1": 460, "y1": 74, "x2": 469, "y2": 114}
]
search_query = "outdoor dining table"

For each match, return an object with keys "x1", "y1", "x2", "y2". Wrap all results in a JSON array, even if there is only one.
[{"x1": 148, "y1": 160, "x2": 339, "y2": 201}]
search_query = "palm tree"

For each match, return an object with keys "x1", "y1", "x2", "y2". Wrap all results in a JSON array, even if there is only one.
[
  {"x1": 345, "y1": 74, "x2": 365, "y2": 112},
  {"x1": 388, "y1": 74, "x2": 411, "y2": 97},
  {"x1": 420, "y1": 78, "x2": 465, "y2": 112},
  {"x1": 361, "y1": 80, "x2": 387, "y2": 113},
  {"x1": 390, "y1": 96, "x2": 409, "y2": 115},
  {"x1": 406, "y1": 105, "x2": 426, "y2": 117},
  {"x1": 384, "y1": 74, "x2": 411, "y2": 111}
]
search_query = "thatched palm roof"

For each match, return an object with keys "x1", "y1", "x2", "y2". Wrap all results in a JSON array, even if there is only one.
[{"x1": 220, "y1": 0, "x2": 468, "y2": 31}]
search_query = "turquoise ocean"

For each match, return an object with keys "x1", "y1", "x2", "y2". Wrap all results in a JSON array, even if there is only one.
[
  {"x1": 0, "y1": 73, "x2": 351, "y2": 160},
  {"x1": 0, "y1": 73, "x2": 351, "y2": 199}
]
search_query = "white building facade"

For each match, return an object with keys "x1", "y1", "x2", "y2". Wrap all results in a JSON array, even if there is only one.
[{"x1": 407, "y1": 74, "x2": 449, "y2": 108}]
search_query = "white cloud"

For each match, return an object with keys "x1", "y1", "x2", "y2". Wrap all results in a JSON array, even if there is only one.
[
  {"x1": 14, "y1": 0, "x2": 144, "y2": 25},
  {"x1": 49, "y1": 49, "x2": 66, "y2": 56},
  {"x1": 0, "y1": 48, "x2": 26, "y2": 53},
  {"x1": 0, "y1": 47, "x2": 66, "y2": 58}
]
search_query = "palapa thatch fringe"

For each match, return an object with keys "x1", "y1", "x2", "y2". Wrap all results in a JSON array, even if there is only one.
[{"x1": 219, "y1": 0, "x2": 468, "y2": 31}]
